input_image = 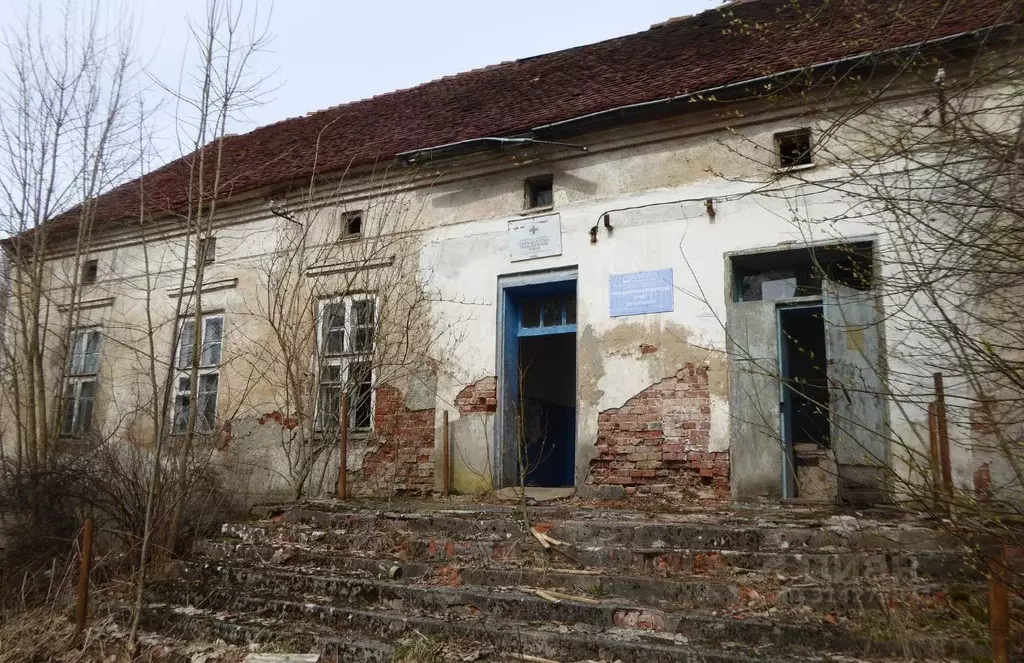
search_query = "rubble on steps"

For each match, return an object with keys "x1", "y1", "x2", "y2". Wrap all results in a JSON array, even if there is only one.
[{"x1": 133, "y1": 496, "x2": 1009, "y2": 662}]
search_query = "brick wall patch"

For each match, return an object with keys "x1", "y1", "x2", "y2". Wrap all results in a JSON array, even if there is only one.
[
  {"x1": 455, "y1": 376, "x2": 497, "y2": 415},
  {"x1": 586, "y1": 363, "x2": 728, "y2": 502},
  {"x1": 353, "y1": 384, "x2": 436, "y2": 495}
]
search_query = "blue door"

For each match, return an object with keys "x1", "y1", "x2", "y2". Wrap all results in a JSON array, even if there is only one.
[{"x1": 499, "y1": 278, "x2": 577, "y2": 488}]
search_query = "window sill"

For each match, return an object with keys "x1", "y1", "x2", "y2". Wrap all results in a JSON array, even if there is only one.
[
  {"x1": 337, "y1": 234, "x2": 363, "y2": 243},
  {"x1": 776, "y1": 162, "x2": 816, "y2": 176},
  {"x1": 520, "y1": 205, "x2": 554, "y2": 216},
  {"x1": 315, "y1": 428, "x2": 373, "y2": 439}
]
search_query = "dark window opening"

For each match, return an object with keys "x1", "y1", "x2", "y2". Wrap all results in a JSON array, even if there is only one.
[
  {"x1": 341, "y1": 211, "x2": 363, "y2": 239},
  {"x1": 349, "y1": 360, "x2": 373, "y2": 429},
  {"x1": 776, "y1": 129, "x2": 813, "y2": 169},
  {"x1": 732, "y1": 242, "x2": 873, "y2": 302},
  {"x1": 198, "y1": 237, "x2": 216, "y2": 264},
  {"x1": 82, "y1": 259, "x2": 98, "y2": 284},
  {"x1": 525, "y1": 175, "x2": 554, "y2": 209}
]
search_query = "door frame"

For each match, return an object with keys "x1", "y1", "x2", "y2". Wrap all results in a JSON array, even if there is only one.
[{"x1": 494, "y1": 266, "x2": 578, "y2": 488}]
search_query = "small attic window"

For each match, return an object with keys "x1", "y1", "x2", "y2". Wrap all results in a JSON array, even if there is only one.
[
  {"x1": 340, "y1": 211, "x2": 363, "y2": 240},
  {"x1": 525, "y1": 175, "x2": 554, "y2": 210},
  {"x1": 82, "y1": 259, "x2": 98, "y2": 284},
  {"x1": 198, "y1": 237, "x2": 216, "y2": 265},
  {"x1": 775, "y1": 129, "x2": 813, "y2": 169}
]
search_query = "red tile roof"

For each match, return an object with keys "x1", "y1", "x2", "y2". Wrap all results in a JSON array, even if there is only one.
[{"x1": 41, "y1": 0, "x2": 1024, "y2": 235}]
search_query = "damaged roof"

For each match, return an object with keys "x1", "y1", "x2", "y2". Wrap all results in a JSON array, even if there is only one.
[{"x1": 31, "y1": 0, "x2": 1024, "y2": 235}]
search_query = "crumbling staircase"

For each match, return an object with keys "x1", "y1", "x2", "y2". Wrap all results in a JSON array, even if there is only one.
[{"x1": 140, "y1": 498, "x2": 995, "y2": 662}]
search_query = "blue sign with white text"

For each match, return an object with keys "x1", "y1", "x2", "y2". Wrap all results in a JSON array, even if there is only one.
[{"x1": 609, "y1": 268, "x2": 674, "y2": 317}]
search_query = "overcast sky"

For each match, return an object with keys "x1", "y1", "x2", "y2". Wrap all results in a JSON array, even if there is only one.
[{"x1": 3, "y1": 0, "x2": 723, "y2": 143}]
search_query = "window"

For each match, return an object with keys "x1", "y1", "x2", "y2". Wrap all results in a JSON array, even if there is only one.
[
  {"x1": 197, "y1": 237, "x2": 216, "y2": 265},
  {"x1": 317, "y1": 295, "x2": 375, "y2": 432},
  {"x1": 775, "y1": 129, "x2": 813, "y2": 169},
  {"x1": 520, "y1": 292, "x2": 576, "y2": 331},
  {"x1": 525, "y1": 175, "x2": 554, "y2": 209},
  {"x1": 172, "y1": 315, "x2": 223, "y2": 435},
  {"x1": 62, "y1": 328, "x2": 101, "y2": 436},
  {"x1": 340, "y1": 211, "x2": 363, "y2": 240},
  {"x1": 732, "y1": 242, "x2": 873, "y2": 302},
  {"x1": 82, "y1": 259, "x2": 98, "y2": 284}
]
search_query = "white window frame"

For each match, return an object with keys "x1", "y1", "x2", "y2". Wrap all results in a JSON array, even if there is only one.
[
  {"x1": 316, "y1": 294, "x2": 376, "y2": 433},
  {"x1": 62, "y1": 327, "x2": 101, "y2": 437},
  {"x1": 172, "y1": 314, "x2": 224, "y2": 435}
]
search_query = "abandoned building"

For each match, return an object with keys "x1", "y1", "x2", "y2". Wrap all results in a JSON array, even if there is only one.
[{"x1": 3, "y1": 0, "x2": 1021, "y2": 507}]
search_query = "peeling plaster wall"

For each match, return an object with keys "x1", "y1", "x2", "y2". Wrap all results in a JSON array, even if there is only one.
[
  {"x1": 9, "y1": 94, "x2": 1011, "y2": 503},
  {"x1": 419, "y1": 106, "x2": 994, "y2": 500},
  {"x1": 419, "y1": 114, "x2": 884, "y2": 496}
]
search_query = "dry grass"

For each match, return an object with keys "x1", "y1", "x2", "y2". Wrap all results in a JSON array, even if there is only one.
[
  {"x1": 391, "y1": 634, "x2": 445, "y2": 663},
  {"x1": 0, "y1": 608, "x2": 123, "y2": 663}
]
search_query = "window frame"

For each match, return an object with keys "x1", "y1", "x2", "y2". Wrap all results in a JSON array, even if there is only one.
[
  {"x1": 197, "y1": 236, "x2": 217, "y2": 265},
  {"x1": 339, "y1": 210, "x2": 364, "y2": 241},
  {"x1": 172, "y1": 314, "x2": 224, "y2": 436},
  {"x1": 524, "y1": 174, "x2": 554, "y2": 211},
  {"x1": 315, "y1": 294, "x2": 377, "y2": 433},
  {"x1": 61, "y1": 327, "x2": 101, "y2": 437},
  {"x1": 774, "y1": 128, "x2": 814, "y2": 170},
  {"x1": 81, "y1": 259, "x2": 99, "y2": 285}
]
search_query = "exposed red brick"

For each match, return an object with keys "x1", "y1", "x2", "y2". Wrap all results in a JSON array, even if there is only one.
[
  {"x1": 351, "y1": 384, "x2": 435, "y2": 496},
  {"x1": 31, "y1": 1, "x2": 1010, "y2": 241},
  {"x1": 455, "y1": 377, "x2": 497, "y2": 415},
  {"x1": 586, "y1": 363, "x2": 729, "y2": 503},
  {"x1": 640, "y1": 344, "x2": 659, "y2": 355}
]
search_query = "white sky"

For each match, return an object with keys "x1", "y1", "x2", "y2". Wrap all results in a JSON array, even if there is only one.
[{"x1": 3, "y1": 0, "x2": 723, "y2": 145}]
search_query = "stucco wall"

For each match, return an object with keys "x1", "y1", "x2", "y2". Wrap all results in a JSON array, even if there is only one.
[{"x1": 2, "y1": 91, "x2": 1008, "y2": 504}]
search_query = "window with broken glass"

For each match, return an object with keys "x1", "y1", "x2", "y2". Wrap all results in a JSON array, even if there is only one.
[
  {"x1": 317, "y1": 295, "x2": 375, "y2": 432},
  {"x1": 61, "y1": 328, "x2": 101, "y2": 436},
  {"x1": 172, "y1": 315, "x2": 223, "y2": 435}
]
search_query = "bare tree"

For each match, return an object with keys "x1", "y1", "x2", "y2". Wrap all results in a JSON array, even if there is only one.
[
  {"x1": 238, "y1": 163, "x2": 465, "y2": 500},
  {"x1": 0, "y1": 0, "x2": 139, "y2": 478}
]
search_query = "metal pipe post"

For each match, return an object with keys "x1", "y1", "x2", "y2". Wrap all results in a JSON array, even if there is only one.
[
  {"x1": 932, "y1": 372, "x2": 953, "y2": 502},
  {"x1": 75, "y1": 518, "x2": 94, "y2": 641},
  {"x1": 443, "y1": 410, "x2": 450, "y2": 497},
  {"x1": 338, "y1": 393, "x2": 349, "y2": 500}
]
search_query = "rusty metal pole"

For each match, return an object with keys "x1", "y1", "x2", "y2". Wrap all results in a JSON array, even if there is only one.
[
  {"x1": 74, "y1": 518, "x2": 93, "y2": 641},
  {"x1": 337, "y1": 393, "x2": 349, "y2": 500},
  {"x1": 990, "y1": 547, "x2": 1010, "y2": 663},
  {"x1": 442, "y1": 410, "x2": 450, "y2": 497},
  {"x1": 928, "y1": 402, "x2": 941, "y2": 510},
  {"x1": 933, "y1": 372, "x2": 953, "y2": 503}
]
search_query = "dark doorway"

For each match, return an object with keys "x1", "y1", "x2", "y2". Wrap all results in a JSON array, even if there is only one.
[
  {"x1": 779, "y1": 305, "x2": 830, "y2": 496},
  {"x1": 499, "y1": 277, "x2": 577, "y2": 489},
  {"x1": 520, "y1": 333, "x2": 576, "y2": 486}
]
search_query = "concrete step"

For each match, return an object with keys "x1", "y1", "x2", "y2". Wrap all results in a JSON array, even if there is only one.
[
  {"x1": 191, "y1": 542, "x2": 973, "y2": 614},
  {"x1": 142, "y1": 597, "x2": 954, "y2": 663},
  {"x1": 254, "y1": 503, "x2": 960, "y2": 553},
  {"x1": 212, "y1": 525, "x2": 978, "y2": 583},
  {"x1": 150, "y1": 569, "x2": 983, "y2": 661}
]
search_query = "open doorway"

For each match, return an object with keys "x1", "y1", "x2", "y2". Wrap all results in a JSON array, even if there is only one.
[
  {"x1": 779, "y1": 305, "x2": 830, "y2": 497},
  {"x1": 499, "y1": 275, "x2": 577, "y2": 489},
  {"x1": 520, "y1": 334, "x2": 575, "y2": 486},
  {"x1": 727, "y1": 240, "x2": 885, "y2": 503}
]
